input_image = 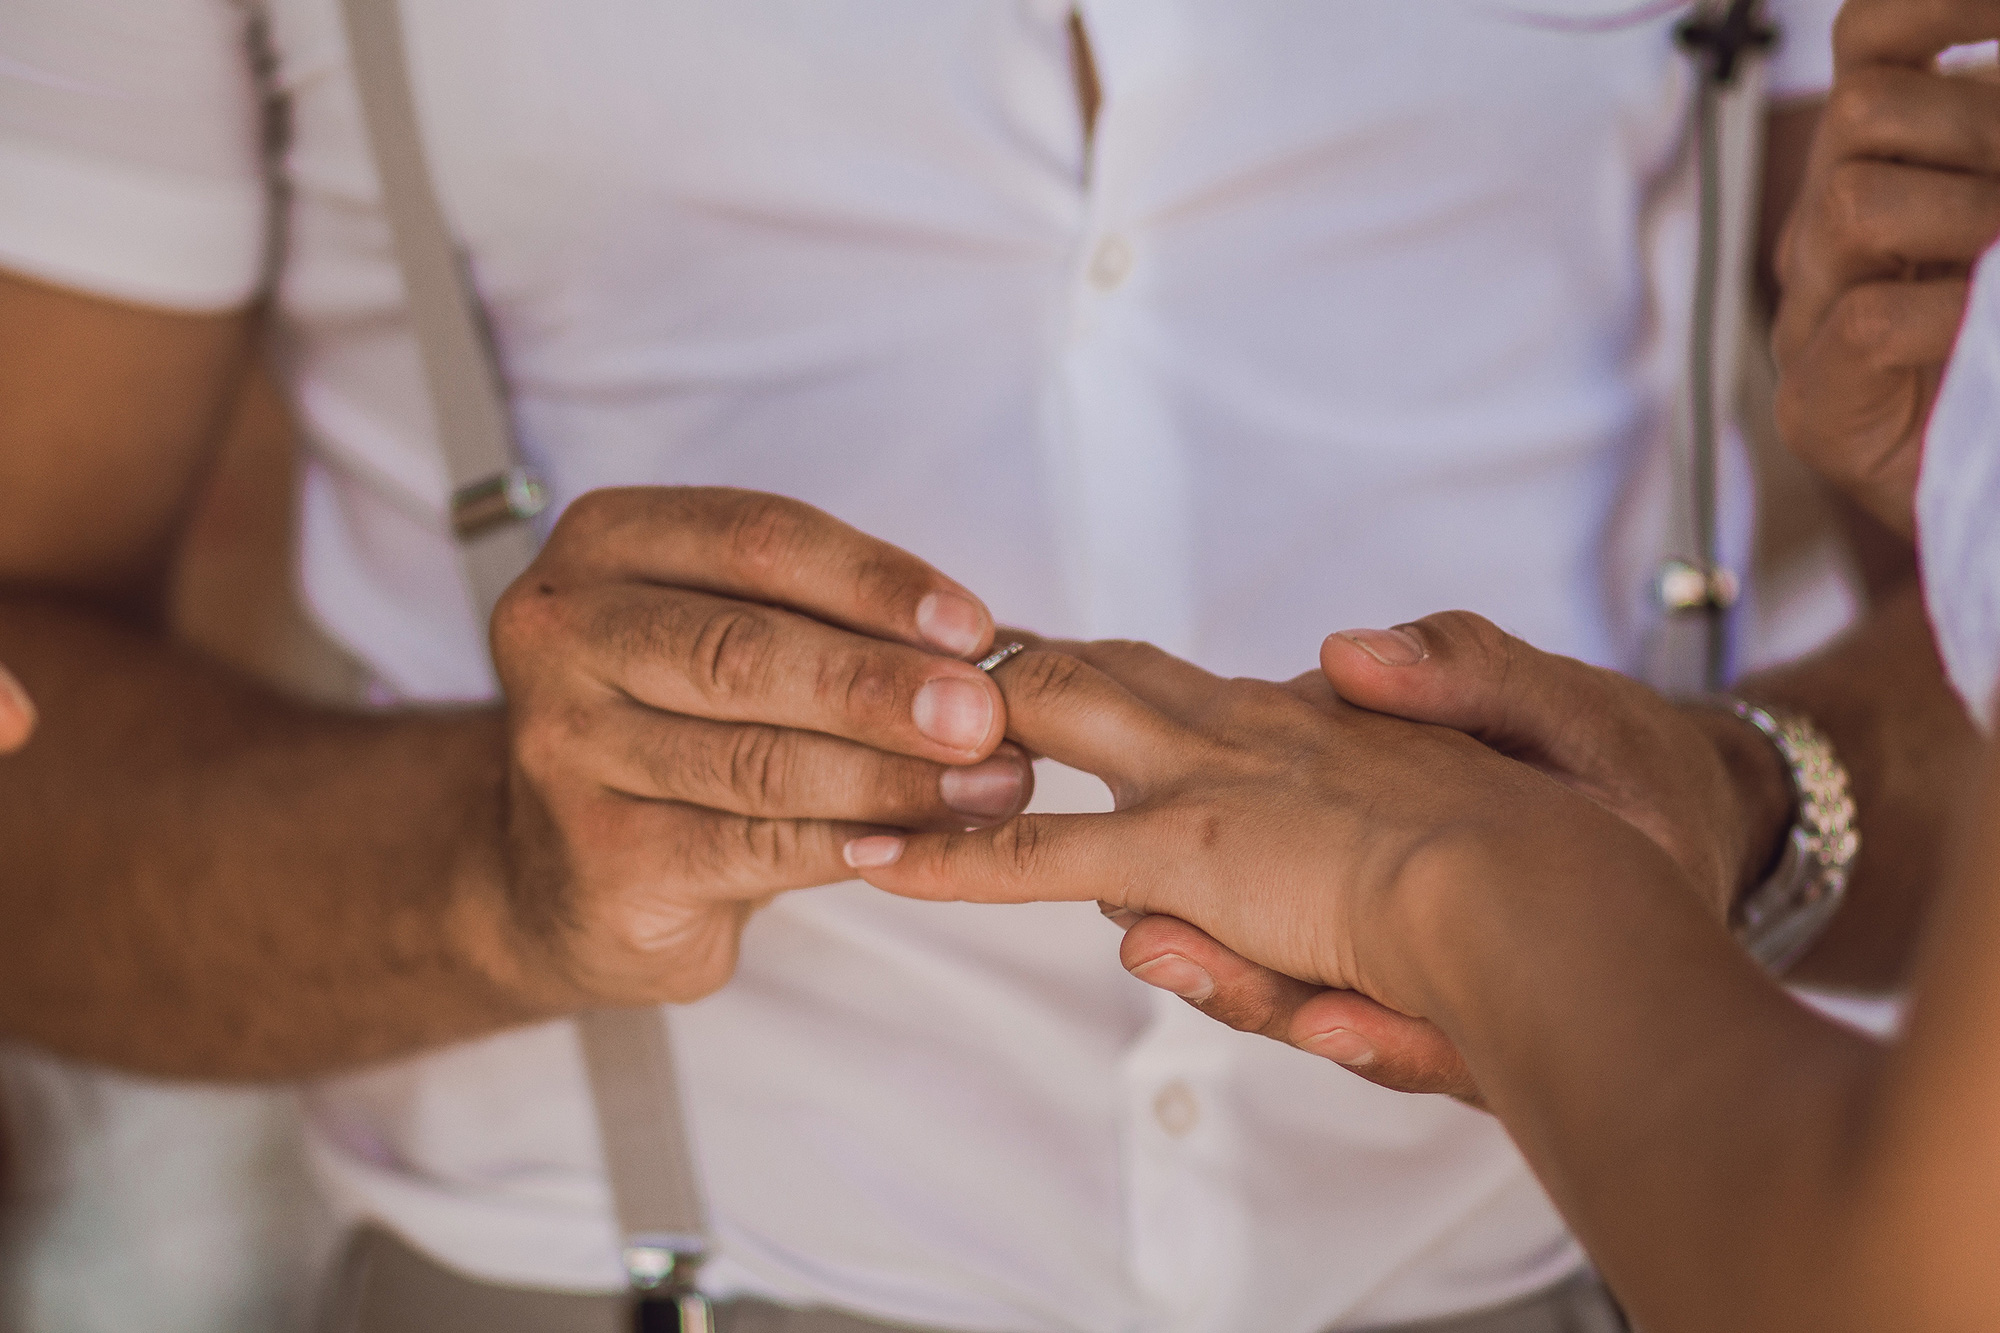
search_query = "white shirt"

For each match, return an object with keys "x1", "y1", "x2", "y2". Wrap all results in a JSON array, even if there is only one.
[
  {"x1": 1921, "y1": 243, "x2": 2000, "y2": 733},
  {"x1": 0, "y1": 3, "x2": 1843, "y2": 1330}
]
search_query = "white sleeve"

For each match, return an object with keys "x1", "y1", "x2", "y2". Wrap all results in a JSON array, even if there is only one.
[
  {"x1": 1764, "y1": 0, "x2": 1844, "y2": 101},
  {"x1": 1918, "y1": 244, "x2": 2000, "y2": 734},
  {"x1": 0, "y1": 0, "x2": 268, "y2": 311}
]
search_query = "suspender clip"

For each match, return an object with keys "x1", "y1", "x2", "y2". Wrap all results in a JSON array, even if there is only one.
[
  {"x1": 451, "y1": 466, "x2": 548, "y2": 540},
  {"x1": 1676, "y1": 0, "x2": 1777, "y2": 86},
  {"x1": 633, "y1": 1291, "x2": 714, "y2": 1333},
  {"x1": 1656, "y1": 558, "x2": 1741, "y2": 615},
  {"x1": 624, "y1": 1236, "x2": 711, "y2": 1333}
]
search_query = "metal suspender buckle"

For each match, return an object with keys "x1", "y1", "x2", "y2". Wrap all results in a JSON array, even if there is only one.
[
  {"x1": 450, "y1": 466, "x2": 549, "y2": 540},
  {"x1": 1655, "y1": 559, "x2": 1741, "y2": 616},
  {"x1": 624, "y1": 1236, "x2": 713, "y2": 1333},
  {"x1": 1675, "y1": 0, "x2": 1776, "y2": 86}
]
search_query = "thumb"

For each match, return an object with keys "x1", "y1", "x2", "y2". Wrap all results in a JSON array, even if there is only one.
[{"x1": 1321, "y1": 611, "x2": 1619, "y2": 769}]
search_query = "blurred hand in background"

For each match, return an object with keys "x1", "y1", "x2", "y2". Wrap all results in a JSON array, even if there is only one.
[{"x1": 1772, "y1": 1, "x2": 2000, "y2": 535}]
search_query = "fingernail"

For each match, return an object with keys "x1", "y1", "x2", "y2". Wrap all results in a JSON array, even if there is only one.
[
  {"x1": 1302, "y1": 1028, "x2": 1377, "y2": 1067},
  {"x1": 843, "y1": 836, "x2": 904, "y2": 869},
  {"x1": 939, "y1": 755, "x2": 1026, "y2": 820},
  {"x1": 1336, "y1": 628, "x2": 1426, "y2": 667},
  {"x1": 916, "y1": 592, "x2": 987, "y2": 658},
  {"x1": 0, "y1": 664, "x2": 35, "y2": 743},
  {"x1": 913, "y1": 676, "x2": 994, "y2": 752},
  {"x1": 1099, "y1": 902, "x2": 1144, "y2": 929},
  {"x1": 1130, "y1": 954, "x2": 1216, "y2": 1004}
]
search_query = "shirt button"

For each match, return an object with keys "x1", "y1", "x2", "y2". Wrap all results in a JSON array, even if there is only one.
[
  {"x1": 1087, "y1": 235, "x2": 1134, "y2": 290},
  {"x1": 1152, "y1": 1080, "x2": 1200, "y2": 1138}
]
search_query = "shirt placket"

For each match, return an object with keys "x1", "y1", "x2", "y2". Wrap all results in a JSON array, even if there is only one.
[
  {"x1": 1052, "y1": 1, "x2": 1197, "y2": 655},
  {"x1": 1117, "y1": 991, "x2": 1245, "y2": 1328},
  {"x1": 1059, "y1": 8, "x2": 1232, "y2": 1322}
]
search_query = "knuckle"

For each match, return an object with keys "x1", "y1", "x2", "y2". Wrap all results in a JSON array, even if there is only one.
[
  {"x1": 1096, "y1": 637, "x2": 1165, "y2": 662},
  {"x1": 688, "y1": 605, "x2": 780, "y2": 701},
  {"x1": 722, "y1": 726, "x2": 792, "y2": 810},
  {"x1": 722, "y1": 493, "x2": 813, "y2": 580},
  {"x1": 556, "y1": 486, "x2": 617, "y2": 535},
  {"x1": 847, "y1": 553, "x2": 927, "y2": 623},
  {"x1": 730, "y1": 815, "x2": 792, "y2": 875},
  {"x1": 543, "y1": 487, "x2": 639, "y2": 559},
  {"x1": 817, "y1": 650, "x2": 903, "y2": 725},
  {"x1": 687, "y1": 813, "x2": 789, "y2": 884},
  {"x1": 992, "y1": 817, "x2": 1045, "y2": 880},
  {"x1": 1003, "y1": 649, "x2": 1089, "y2": 709},
  {"x1": 510, "y1": 701, "x2": 586, "y2": 782},
  {"x1": 1424, "y1": 610, "x2": 1507, "y2": 671},
  {"x1": 490, "y1": 578, "x2": 565, "y2": 658},
  {"x1": 1823, "y1": 74, "x2": 1886, "y2": 147},
  {"x1": 1096, "y1": 638, "x2": 1179, "y2": 677},
  {"x1": 1830, "y1": 287, "x2": 1896, "y2": 361},
  {"x1": 1823, "y1": 165, "x2": 1899, "y2": 258}
]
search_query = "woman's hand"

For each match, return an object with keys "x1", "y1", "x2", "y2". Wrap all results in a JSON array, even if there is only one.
[
  {"x1": 1118, "y1": 606, "x2": 1790, "y2": 1102},
  {"x1": 842, "y1": 630, "x2": 1666, "y2": 1029},
  {"x1": 0, "y1": 662, "x2": 33, "y2": 753}
]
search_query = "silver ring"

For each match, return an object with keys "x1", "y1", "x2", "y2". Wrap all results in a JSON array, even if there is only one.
[{"x1": 976, "y1": 642, "x2": 1028, "y2": 673}]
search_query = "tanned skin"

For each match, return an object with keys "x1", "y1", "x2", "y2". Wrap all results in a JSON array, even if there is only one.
[
  {"x1": 848, "y1": 6, "x2": 2000, "y2": 1326},
  {"x1": 0, "y1": 72, "x2": 1971, "y2": 1085},
  {"x1": 0, "y1": 273, "x2": 1036, "y2": 1078},
  {"x1": 851, "y1": 619, "x2": 2000, "y2": 1331}
]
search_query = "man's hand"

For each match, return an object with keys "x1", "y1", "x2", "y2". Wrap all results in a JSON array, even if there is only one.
[
  {"x1": 482, "y1": 486, "x2": 1031, "y2": 1008},
  {"x1": 1, "y1": 272, "x2": 1033, "y2": 1077},
  {"x1": 0, "y1": 662, "x2": 33, "y2": 753},
  {"x1": 1773, "y1": 0, "x2": 2000, "y2": 535}
]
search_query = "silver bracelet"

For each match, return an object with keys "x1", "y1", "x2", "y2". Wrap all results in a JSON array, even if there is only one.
[{"x1": 1717, "y1": 699, "x2": 1860, "y2": 975}]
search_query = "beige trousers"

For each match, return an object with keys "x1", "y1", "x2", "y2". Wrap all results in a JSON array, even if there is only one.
[{"x1": 320, "y1": 1226, "x2": 1629, "y2": 1333}]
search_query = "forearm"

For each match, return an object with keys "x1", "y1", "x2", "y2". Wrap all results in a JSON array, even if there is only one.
[
  {"x1": 1400, "y1": 831, "x2": 1886, "y2": 1332},
  {"x1": 0, "y1": 593, "x2": 561, "y2": 1080},
  {"x1": 1736, "y1": 583, "x2": 1980, "y2": 988}
]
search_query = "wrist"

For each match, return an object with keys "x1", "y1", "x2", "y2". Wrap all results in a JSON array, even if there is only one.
[
  {"x1": 1385, "y1": 813, "x2": 1694, "y2": 1038},
  {"x1": 442, "y1": 719, "x2": 592, "y2": 1022},
  {"x1": 1686, "y1": 702, "x2": 1796, "y2": 915},
  {"x1": 1366, "y1": 821, "x2": 1574, "y2": 1022}
]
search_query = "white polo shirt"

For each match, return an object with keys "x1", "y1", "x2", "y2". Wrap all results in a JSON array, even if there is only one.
[{"x1": 0, "y1": 3, "x2": 1844, "y2": 1330}]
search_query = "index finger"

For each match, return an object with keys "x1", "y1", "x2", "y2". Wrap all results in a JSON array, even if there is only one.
[
  {"x1": 845, "y1": 808, "x2": 1160, "y2": 906},
  {"x1": 547, "y1": 487, "x2": 995, "y2": 659},
  {"x1": 1837, "y1": 0, "x2": 2000, "y2": 71}
]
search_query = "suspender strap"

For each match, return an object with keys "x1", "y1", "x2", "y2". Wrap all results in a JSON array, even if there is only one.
[
  {"x1": 335, "y1": 0, "x2": 545, "y2": 612},
  {"x1": 576, "y1": 1007, "x2": 713, "y2": 1288},
  {"x1": 336, "y1": 0, "x2": 714, "y2": 1318},
  {"x1": 1653, "y1": 0, "x2": 1774, "y2": 694}
]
